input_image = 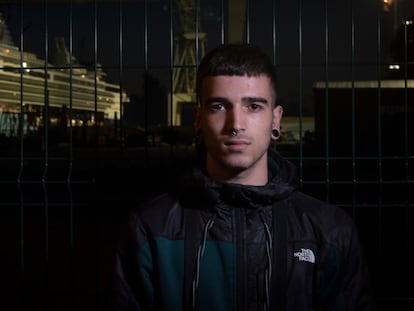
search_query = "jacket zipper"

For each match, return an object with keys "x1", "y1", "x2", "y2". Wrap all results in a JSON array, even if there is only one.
[{"x1": 235, "y1": 207, "x2": 247, "y2": 311}]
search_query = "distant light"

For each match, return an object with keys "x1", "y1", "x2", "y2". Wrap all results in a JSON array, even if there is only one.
[
  {"x1": 389, "y1": 64, "x2": 400, "y2": 70},
  {"x1": 383, "y1": 0, "x2": 393, "y2": 12},
  {"x1": 22, "y1": 61, "x2": 30, "y2": 72},
  {"x1": 405, "y1": 19, "x2": 413, "y2": 26}
]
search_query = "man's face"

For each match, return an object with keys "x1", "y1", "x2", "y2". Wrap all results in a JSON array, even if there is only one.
[{"x1": 196, "y1": 75, "x2": 282, "y2": 185}]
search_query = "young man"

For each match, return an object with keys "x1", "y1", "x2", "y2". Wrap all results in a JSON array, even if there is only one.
[{"x1": 112, "y1": 44, "x2": 375, "y2": 311}]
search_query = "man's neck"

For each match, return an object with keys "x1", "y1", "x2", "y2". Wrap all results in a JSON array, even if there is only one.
[{"x1": 205, "y1": 157, "x2": 268, "y2": 186}]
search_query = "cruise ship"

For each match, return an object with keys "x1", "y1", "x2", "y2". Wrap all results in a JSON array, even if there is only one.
[{"x1": 0, "y1": 13, "x2": 129, "y2": 138}]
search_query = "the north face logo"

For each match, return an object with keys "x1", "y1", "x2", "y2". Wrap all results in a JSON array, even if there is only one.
[{"x1": 294, "y1": 248, "x2": 315, "y2": 263}]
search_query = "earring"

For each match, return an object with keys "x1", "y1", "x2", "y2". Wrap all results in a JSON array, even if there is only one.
[{"x1": 271, "y1": 129, "x2": 280, "y2": 140}]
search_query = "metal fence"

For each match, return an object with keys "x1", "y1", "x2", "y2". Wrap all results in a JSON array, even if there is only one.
[{"x1": 0, "y1": 0, "x2": 413, "y2": 310}]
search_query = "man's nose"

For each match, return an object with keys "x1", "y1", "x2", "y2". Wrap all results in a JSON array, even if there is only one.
[{"x1": 227, "y1": 105, "x2": 245, "y2": 131}]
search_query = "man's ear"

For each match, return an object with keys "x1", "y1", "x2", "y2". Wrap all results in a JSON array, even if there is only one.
[{"x1": 272, "y1": 105, "x2": 283, "y2": 130}]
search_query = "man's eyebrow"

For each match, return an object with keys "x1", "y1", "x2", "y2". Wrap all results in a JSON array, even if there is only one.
[
  {"x1": 204, "y1": 97, "x2": 230, "y2": 105},
  {"x1": 242, "y1": 96, "x2": 269, "y2": 104},
  {"x1": 203, "y1": 96, "x2": 269, "y2": 105}
]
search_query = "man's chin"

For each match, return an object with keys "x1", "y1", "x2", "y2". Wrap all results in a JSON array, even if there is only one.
[{"x1": 221, "y1": 160, "x2": 248, "y2": 174}]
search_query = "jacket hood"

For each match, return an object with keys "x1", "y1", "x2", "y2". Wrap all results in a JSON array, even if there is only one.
[{"x1": 179, "y1": 148, "x2": 298, "y2": 210}]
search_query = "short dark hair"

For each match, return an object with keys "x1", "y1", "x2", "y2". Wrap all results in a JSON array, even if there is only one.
[{"x1": 196, "y1": 43, "x2": 277, "y2": 104}]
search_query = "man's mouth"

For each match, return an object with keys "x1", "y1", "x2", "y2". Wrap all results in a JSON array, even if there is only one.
[{"x1": 224, "y1": 139, "x2": 250, "y2": 151}]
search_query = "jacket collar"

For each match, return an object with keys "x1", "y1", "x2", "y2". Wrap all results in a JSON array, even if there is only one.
[{"x1": 180, "y1": 150, "x2": 298, "y2": 210}]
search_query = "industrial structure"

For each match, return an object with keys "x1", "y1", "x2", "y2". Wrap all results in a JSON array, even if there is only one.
[
  {"x1": 167, "y1": 0, "x2": 247, "y2": 126},
  {"x1": 0, "y1": 12, "x2": 129, "y2": 139}
]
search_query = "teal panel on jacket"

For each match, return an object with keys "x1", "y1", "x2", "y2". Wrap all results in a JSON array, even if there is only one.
[
  {"x1": 139, "y1": 237, "x2": 236, "y2": 311},
  {"x1": 137, "y1": 241, "x2": 155, "y2": 310},
  {"x1": 198, "y1": 240, "x2": 236, "y2": 311},
  {"x1": 153, "y1": 237, "x2": 185, "y2": 310}
]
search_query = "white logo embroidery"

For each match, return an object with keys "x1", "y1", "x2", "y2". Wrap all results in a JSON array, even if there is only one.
[{"x1": 294, "y1": 248, "x2": 315, "y2": 263}]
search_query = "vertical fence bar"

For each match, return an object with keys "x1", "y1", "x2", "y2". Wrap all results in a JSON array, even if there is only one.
[
  {"x1": 376, "y1": 1, "x2": 384, "y2": 304},
  {"x1": 41, "y1": 3, "x2": 50, "y2": 307},
  {"x1": 91, "y1": 1, "x2": 98, "y2": 307},
  {"x1": 298, "y1": 0, "x2": 303, "y2": 191},
  {"x1": 169, "y1": 0, "x2": 173, "y2": 135},
  {"x1": 220, "y1": 0, "x2": 224, "y2": 44},
  {"x1": 118, "y1": 0, "x2": 124, "y2": 147},
  {"x1": 144, "y1": 0, "x2": 149, "y2": 162},
  {"x1": 94, "y1": 0, "x2": 98, "y2": 147},
  {"x1": 67, "y1": 2, "x2": 75, "y2": 305},
  {"x1": 272, "y1": 0, "x2": 278, "y2": 155},
  {"x1": 68, "y1": 0, "x2": 74, "y2": 246},
  {"x1": 350, "y1": 0, "x2": 356, "y2": 221},
  {"x1": 245, "y1": 0, "x2": 250, "y2": 43},
  {"x1": 270, "y1": 0, "x2": 279, "y2": 155},
  {"x1": 272, "y1": 0, "x2": 277, "y2": 64},
  {"x1": 403, "y1": 18, "x2": 409, "y2": 311},
  {"x1": 195, "y1": 0, "x2": 200, "y2": 69},
  {"x1": 324, "y1": 0, "x2": 330, "y2": 203},
  {"x1": 17, "y1": 0, "x2": 25, "y2": 282}
]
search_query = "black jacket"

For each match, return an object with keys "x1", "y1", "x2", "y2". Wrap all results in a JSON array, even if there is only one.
[{"x1": 112, "y1": 151, "x2": 375, "y2": 311}]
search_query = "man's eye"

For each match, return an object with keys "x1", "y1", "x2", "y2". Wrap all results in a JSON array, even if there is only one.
[
  {"x1": 211, "y1": 103, "x2": 224, "y2": 111},
  {"x1": 249, "y1": 103, "x2": 262, "y2": 111}
]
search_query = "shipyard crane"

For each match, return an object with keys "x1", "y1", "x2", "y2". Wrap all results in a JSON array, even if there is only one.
[
  {"x1": 168, "y1": 0, "x2": 206, "y2": 126},
  {"x1": 168, "y1": 0, "x2": 247, "y2": 126},
  {"x1": 172, "y1": 0, "x2": 205, "y2": 94}
]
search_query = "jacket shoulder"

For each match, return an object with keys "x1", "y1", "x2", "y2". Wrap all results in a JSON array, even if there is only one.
[
  {"x1": 136, "y1": 192, "x2": 181, "y2": 215},
  {"x1": 288, "y1": 191, "x2": 357, "y2": 245},
  {"x1": 290, "y1": 191, "x2": 354, "y2": 222},
  {"x1": 125, "y1": 192, "x2": 187, "y2": 240}
]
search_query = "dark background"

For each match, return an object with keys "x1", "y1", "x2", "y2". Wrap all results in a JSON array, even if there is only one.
[{"x1": 1, "y1": 0, "x2": 413, "y2": 310}]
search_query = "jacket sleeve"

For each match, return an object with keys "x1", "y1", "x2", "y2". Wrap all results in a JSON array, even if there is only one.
[
  {"x1": 110, "y1": 210, "x2": 153, "y2": 311},
  {"x1": 315, "y1": 205, "x2": 377, "y2": 311},
  {"x1": 342, "y1": 221, "x2": 376, "y2": 311}
]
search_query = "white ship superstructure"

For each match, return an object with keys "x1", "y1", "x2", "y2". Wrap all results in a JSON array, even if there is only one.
[{"x1": 0, "y1": 13, "x2": 129, "y2": 137}]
